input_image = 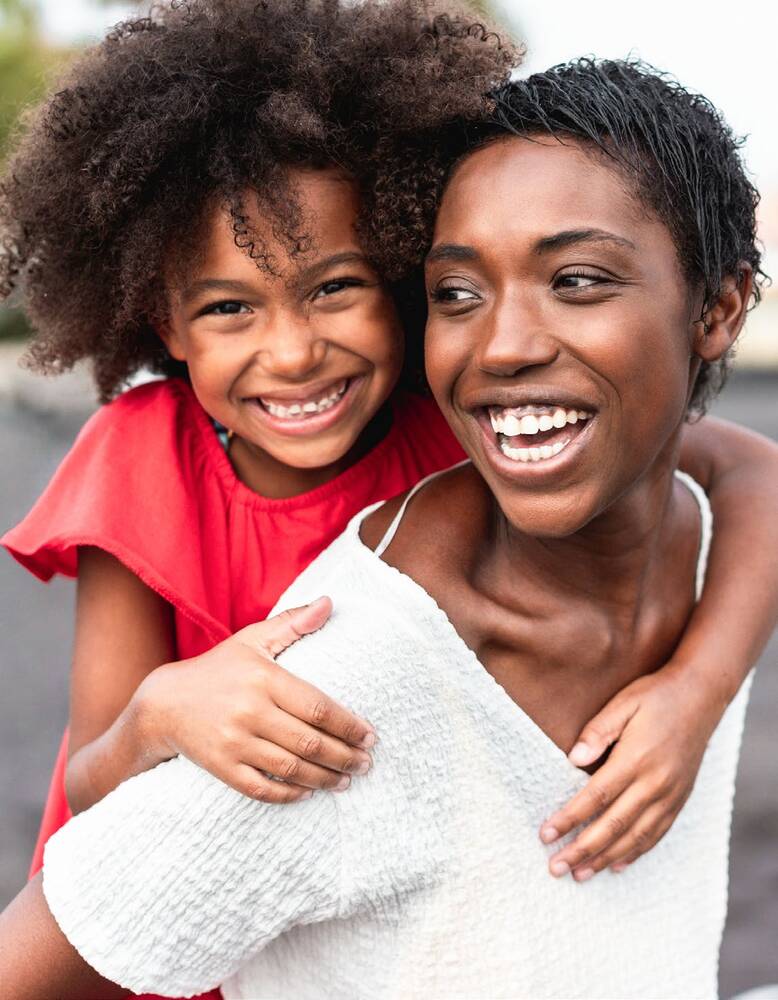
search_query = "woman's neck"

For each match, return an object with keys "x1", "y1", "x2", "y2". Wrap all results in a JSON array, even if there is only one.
[{"x1": 476, "y1": 441, "x2": 688, "y2": 618}]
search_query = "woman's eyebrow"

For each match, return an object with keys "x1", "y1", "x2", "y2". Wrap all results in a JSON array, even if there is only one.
[
  {"x1": 534, "y1": 229, "x2": 637, "y2": 254},
  {"x1": 426, "y1": 244, "x2": 478, "y2": 265}
]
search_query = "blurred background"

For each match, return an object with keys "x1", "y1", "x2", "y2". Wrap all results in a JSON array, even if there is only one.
[{"x1": 0, "y1": 1, "x2": 775, "y2": 997}]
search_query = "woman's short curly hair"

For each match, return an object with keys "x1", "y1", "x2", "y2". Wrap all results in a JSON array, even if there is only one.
[
  {"x1": 0, "y1": 0, "x2": 515, "y2": 400},
  {"x1": 367, "y1": 58, "x2": 766, "y2": 415}
]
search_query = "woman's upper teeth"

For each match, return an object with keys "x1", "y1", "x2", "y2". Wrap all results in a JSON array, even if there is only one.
[
  {"x1": 489, "y1": 406, "x2": 592, "y2": 436},
  {"x1": 261, "y1": 380, "x2": 348, "y2": 419}
]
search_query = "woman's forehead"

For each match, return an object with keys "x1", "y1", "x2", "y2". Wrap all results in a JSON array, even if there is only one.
[{"x1": 435, "y1": 136, "x2": 648, "y2": 245}]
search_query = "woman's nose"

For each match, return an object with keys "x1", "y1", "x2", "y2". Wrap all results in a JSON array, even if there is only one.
[
  {"x1": 257, "y1": 313, "x2": 327, "y2": 378},
  {"x1": 475, "y1": 297, "x2": 559, "y2": 377}
]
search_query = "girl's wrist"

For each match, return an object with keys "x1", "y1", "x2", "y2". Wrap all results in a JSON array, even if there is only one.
[
  {"x1": 661, "y1": 653, "x2": 739, "y2": 726},
  {"x1": 130, "y1": 666, "x2": 178, "y2": 765}
]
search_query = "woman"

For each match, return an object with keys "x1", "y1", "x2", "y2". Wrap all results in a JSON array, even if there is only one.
[{"x1": 0, "y1": 59, "x2": 772, "y2": 999}]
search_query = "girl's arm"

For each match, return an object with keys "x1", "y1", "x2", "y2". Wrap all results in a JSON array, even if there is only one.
[
  {"x1": 0, "y1": 875, "x2": 127, "y2": 1000},
  {"x1": 66, "y1": 548, "x2": 374, "y2": 814},
  {"x1": 538, "y1": 415, "x2": 778, "y2": 879}
]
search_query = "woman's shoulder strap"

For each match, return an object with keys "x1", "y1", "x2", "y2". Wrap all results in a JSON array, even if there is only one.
[{"x1": 374, "y1": 459, "x2": 470, "y2": 559}]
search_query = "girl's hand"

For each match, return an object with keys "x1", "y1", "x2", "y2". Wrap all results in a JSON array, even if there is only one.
[
  {"x1": 136, "y1": 596, "x2": 376, "y2": 803},
  {"x1": 538, "y1": 667, "x2": 721, "y2": 880}
]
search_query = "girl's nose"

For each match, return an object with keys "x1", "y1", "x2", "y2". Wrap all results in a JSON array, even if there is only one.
[
  {"x1": 475, "y1": 299, "x2": 559, "y2": 377},
  {"x1": 257, "y1": 314, "x2": 327, "y2": 379}
]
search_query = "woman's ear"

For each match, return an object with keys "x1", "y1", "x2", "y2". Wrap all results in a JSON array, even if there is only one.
[
  {"x1": 693, "y1": 263, "x2": 754, "y2": 362},
  {"x1": 156, "y1": 320, "x2": 187, "y2": 363}
]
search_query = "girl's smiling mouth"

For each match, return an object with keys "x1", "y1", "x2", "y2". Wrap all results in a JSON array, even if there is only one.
[{"x1": 243, "y1": 374, "x2": 366, "y2": 437}]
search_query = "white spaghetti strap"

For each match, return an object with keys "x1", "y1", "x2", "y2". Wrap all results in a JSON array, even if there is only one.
[
  {"x1": 673, "y1": 469, "x2": 713, "y2": 601},
  {"x1": 374, "y1": 459, "x2": 470, "y2": 559}
]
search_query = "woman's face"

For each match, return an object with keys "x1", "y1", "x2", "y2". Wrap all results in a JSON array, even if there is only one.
[
  {"x1": 424, "y1": 136, "x2": 707, "y2": 537},
  {"x1": 163, "y1": 168, "x2": 404, "y2": 471}
]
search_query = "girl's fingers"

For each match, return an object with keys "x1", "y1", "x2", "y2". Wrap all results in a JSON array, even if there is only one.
[
  {"x1": 236, "y1": 597, "x2": 333, "y2": 659},
  {"x1": 266, "y1": 708, "x2": 373, "y2": 775},
  {"x1": 546, "y1": 783, "x2": 658, "y2": 878},
  {"x1": 567, "y1": 693, "x2": 639, "y2": 768},
  {"x1": 242, "y1": 738, "x2": 355, "y2": 792},
  {"x1": 269, "y1": 668, "x2": 376, "y2": 750},
  {"x1": 539, "y1": 760, "x2": 633, "y2": 846},
  {"x1": 230, "y1": 763, "x2": 314, "y2": 804},
  {"x1": 570, "y1": 805, "x2": 676, "y2": 881}
]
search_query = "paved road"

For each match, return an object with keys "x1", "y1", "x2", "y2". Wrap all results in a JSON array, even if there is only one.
[{"x1": 0, "y1": 373, "x2": 776, "y2": 997}]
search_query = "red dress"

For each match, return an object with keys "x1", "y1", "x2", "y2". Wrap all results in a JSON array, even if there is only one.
[{"x1": 1, "y1": 377, "x2": 464, "y2": 998}]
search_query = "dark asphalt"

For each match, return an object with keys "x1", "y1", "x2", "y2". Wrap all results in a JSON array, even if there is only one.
[{"x1": 0, "y1": 372, "x2": 776, "y2": 997}]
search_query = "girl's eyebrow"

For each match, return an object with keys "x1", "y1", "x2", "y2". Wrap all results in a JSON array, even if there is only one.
[
  {"x1": 182, "y1": 278, "x2": 256, "y2": 303},
  {"x1": 293, "y1": 251, "x2": 370, "y2": 287}
]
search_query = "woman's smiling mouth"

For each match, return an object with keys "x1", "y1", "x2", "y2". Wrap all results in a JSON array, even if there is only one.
[
  {"x1": 473, "y1": 400, "x2": 597, "y2": 479},
  {"x1": 489, "y1": 404, "x2": 594, "y2": 463}
]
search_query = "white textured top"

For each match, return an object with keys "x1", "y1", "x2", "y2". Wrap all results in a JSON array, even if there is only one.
[{"x1": 43, "y1": 469, "x2": 750, "y2": 1000}]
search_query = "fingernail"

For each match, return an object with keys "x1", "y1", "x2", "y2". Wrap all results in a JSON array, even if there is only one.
[
  {"x1": 611, "y1": 862, "x2": 628, "y2": 874},
  {"x1": 360, "y1": 731, "x2": 376, "y2": 750},
  {"x1": 301, "y1": 790, "x2": 314, "y2": 800},
  {"x1": 539, "y1": 825, "x2": 560, "y2": 845},
  {"x1": 550, "y1": 860, "x2": 570, "y2": 878},
  {"x1": 352, "y1": 759, "x2": 371, "y2": 775},
  {"x1": 569, "y1": 742, "x2": 594, "y2": 766},
  {"x1": 574, "y1": 867, "x2": 595, "y2": 882},
  {"x1": 334, "y1": 776, "x2": 351, "y2": 792}
]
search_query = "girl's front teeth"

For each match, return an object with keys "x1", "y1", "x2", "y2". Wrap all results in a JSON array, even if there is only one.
[{"x1": 262, "y1": 380, "x2": 348, "y2": 419}]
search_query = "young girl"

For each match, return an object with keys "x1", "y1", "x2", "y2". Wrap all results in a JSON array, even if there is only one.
[
  {"x1": 0, "y1": 55, "x2": 774, "y2": 1000},
  {"x1": 0, "y1": 3, "x2": 776, "y2": 994}
]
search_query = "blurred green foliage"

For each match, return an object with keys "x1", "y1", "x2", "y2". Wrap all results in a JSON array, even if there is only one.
[{"x1": 0, "y1": 0, "x2": 72, "y2": 339}]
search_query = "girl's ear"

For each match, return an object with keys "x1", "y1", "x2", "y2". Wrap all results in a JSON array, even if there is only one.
[
  {"x1": 156, "y1": 321, "x2": 187, "y2": 362},
  {"x1": 693, "y1": 263, "x2": 754, "y2": 363}
]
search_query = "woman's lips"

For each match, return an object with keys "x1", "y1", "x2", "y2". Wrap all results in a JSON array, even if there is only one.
[
  {"x1": 474, "y1": 403, "x2": 596, "y2": 479},
  {"x1": 243, "y1": 375, "x2": 365, "y2": 438}
]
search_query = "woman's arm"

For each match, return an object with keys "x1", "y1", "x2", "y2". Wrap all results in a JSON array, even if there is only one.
[
  {"x1": 66, "y1": 548, "x2": 373, "y2": 814},
  {"x1": 538, "y1": 415, "x2": 778, "y2": 877},
  {"x1": 0, "y1": 875, "x2": 128, "y2": 1000}
]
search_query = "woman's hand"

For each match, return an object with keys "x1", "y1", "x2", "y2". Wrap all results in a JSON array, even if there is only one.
[
  {"x1": 538, "y1": 666, "x2": 723, "y2": 880},
  {"x1": 136, "y1": 596, "x2": 376, "y2": 803}
]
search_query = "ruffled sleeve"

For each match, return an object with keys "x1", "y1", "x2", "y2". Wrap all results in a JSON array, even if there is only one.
[
  {"x1": 42, "y1": 756, "x2": 342, "y2": 997},
  {"x1": 1, "y1": 379, "x2": 230, "y2": 645}
]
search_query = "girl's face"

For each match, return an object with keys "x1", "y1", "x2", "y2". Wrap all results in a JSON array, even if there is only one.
[
  {"x1": 163, "y1": 168, "x2": 404, "y2": 473},
  {"x1": 424, "y1": 136, "x2": 738, "y2": 538}
]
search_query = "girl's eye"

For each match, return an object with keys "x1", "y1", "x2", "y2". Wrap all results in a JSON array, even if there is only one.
[
  {"x1": 314, "y1": 278, "x2": 363, "y2": 299},
  {"x1": 202, "y1": 300, "x2": 249, "y2": 316}
]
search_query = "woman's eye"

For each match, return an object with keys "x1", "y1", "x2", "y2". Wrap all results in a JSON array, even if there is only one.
[
  {"x1": 431, "y1": 286, "x2": 479, "y2": 303},
  {"x1": 555, "y1": 272, "x2": 607, "y2": 290},
  {"x1": 202, "y1": 300, "x2": 249, "y2": 316}
]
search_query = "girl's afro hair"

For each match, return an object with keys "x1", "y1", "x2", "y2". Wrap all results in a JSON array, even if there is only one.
[{"x1": 0, "y1": 0, "x2": 516, "y2": 400}]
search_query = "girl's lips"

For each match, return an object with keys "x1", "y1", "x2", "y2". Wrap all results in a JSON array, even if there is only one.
[
  {"x1": 473, "y1": 406, "x2": 596, "y2": 483},
  {"x1": 243, "y1": 375, "x2": 366, "y2": 438}
]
